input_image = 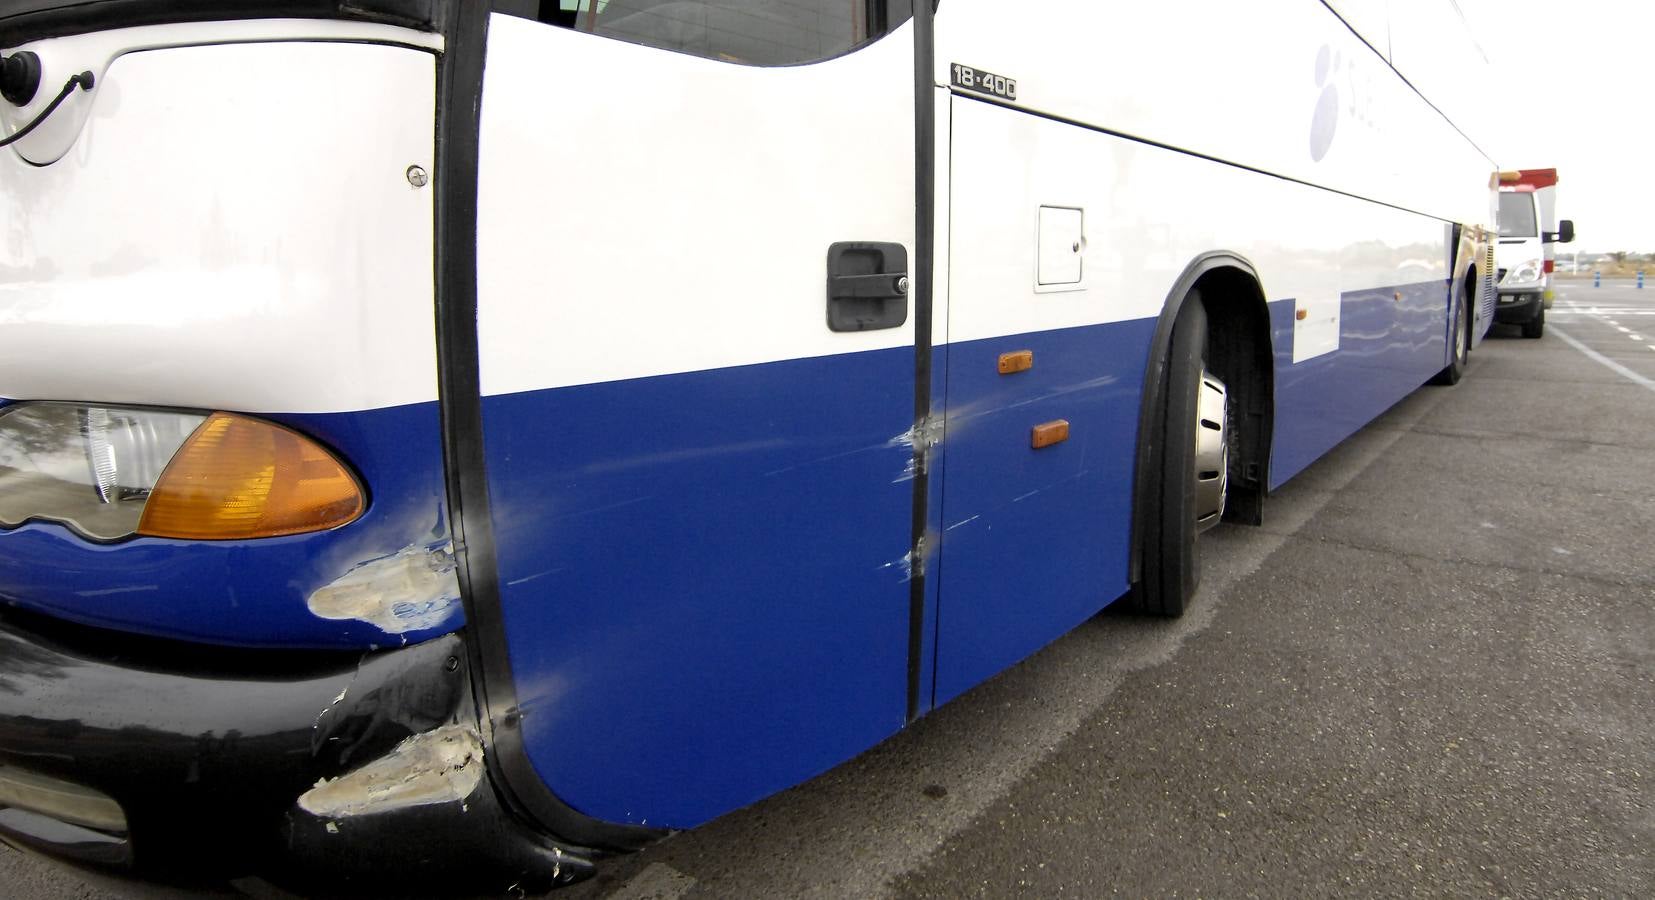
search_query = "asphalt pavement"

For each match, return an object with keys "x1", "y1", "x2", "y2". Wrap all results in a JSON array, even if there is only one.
[{"x1": 4, "y1": 282, "x2": 1652, "y2": 898}]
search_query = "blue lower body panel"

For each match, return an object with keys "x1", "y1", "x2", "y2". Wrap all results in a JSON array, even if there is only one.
[
  {"x1": 482, "y1": 349, "x2": 916, "y2": 828},
  {"x1": 931, "y1": 319, "x2": 1154, "y2": 707},
  {"x1": 1270, "y1": 280, "x2": 1450, "y2": 488},
  {"x1": 481, "y1": 276, "x2": 1452, "y2": 828},
  {"x1": 0, "y1": 400, "x2": 460, "y2": 648}
]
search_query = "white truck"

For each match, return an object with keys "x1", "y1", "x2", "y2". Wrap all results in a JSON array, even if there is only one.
[{"x1": 1495, "y1": 168, "x2": 1574, "y2": 338}]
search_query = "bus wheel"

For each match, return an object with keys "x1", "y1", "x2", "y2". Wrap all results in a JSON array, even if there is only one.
[
  {"x1": 1522, "y1": 308, "x2": 1545, "y2": 338},
  {"x1": 1431, "y1": 282, "x2": 1470, "y2": 384},
  {"x1": 1135, "y1": 295, "x2": 1226, "y2": 617},
  {"x1": 1194, "y1": 365, "x2": 1229, "y2": 533}
]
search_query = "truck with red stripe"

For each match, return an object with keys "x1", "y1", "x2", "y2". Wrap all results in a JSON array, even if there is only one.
[{"x1": 1495, "y1": 168, "x2": 1575, "y2": 338}]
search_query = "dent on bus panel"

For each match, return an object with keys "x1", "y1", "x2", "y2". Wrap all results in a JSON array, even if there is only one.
[
  {"x1": 306, "y1": 539, "x2": 463, "y2": 637},
  {"x1": 297, "y1": 723, "x2": 483, "y2": 819}
]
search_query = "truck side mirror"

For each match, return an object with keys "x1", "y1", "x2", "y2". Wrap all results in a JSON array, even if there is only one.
[{"x1": 1558, "y1": 219, "x2": 1575, "y2": 244}]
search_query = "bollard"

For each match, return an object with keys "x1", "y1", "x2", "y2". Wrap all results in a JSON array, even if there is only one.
[
  {"x1": 1641, "y1": 271, "x2": 1646, "y2": 289},
  {"x1": 1594, "y1": 271, "x2": 1601, "y2": 287}
]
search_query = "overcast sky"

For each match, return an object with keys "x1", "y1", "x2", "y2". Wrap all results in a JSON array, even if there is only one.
[{"x1": 1460, "y1": 0, "x2": 1653, "y2": 252}]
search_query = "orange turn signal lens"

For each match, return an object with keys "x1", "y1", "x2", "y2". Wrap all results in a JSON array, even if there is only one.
[{"x1": 137, "y1": 413, "x2": 365, "y2": 540}]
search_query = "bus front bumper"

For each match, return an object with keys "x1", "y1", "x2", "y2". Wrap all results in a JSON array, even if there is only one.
[{"x1": 0, "y1": 610, "x2": 591, "y2": 894}]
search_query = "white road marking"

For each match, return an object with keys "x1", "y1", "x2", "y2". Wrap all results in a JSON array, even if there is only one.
[
  {"x1": 1550, "y1": 326, "x2": 1655, "y2": 394},
  {"x1": 1616, "y1": 326, "x2": 1631, "y2": 333},
  {"x1": 1633, "y1": 335, "x2": 1646, "y2": 342}
]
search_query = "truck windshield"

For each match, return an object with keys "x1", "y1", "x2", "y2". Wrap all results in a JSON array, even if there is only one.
[{"x1": 1498, "y1": 192, "x2": 1538, "y2": 238}]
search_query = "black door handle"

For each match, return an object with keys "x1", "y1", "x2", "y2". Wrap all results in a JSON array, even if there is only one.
[{"x1": 827, "y1": 242, "x2": 909, "y2": 332}]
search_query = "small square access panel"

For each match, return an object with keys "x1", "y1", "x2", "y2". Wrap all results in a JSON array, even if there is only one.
[{"x1": 1037, "y1": 206, "x2": 1084, "y2": 286}]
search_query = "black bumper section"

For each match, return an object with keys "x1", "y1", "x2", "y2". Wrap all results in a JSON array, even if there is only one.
[
  {"x1": 0, "y1": 611, "x2": 594, "y2": 894},
  {"x1": 1495, "y1": 291, "x2": 1544, "y2": 324}
]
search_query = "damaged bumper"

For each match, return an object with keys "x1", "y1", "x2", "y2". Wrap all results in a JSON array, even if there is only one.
[{"x1": 0, "y1": 609, "x2": 592, "y2": 893}]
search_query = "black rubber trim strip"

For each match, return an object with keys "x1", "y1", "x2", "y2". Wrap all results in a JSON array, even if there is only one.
[
  {"x1": 0, "y1": 0, "x2": 442, "y2": 43},
  {"x1": 1126, "y1": 252, "x2": 1262, "y2": 585},
  {"x1": 948, "y1": 91, "x2": 1462, "y2": 229},
  {"x1": 433, "y1": 2, "x2": 657, "y2": 853},
  {"x1": 903, "y1": 0, "x2": 935, "y2": 725},
  {"x1": 1316, "y1": 0, "x2": 1495, "y2": 167}
]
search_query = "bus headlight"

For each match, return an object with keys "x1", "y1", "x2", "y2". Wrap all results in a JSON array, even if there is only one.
[
  {"x1": 0, "y1": 404, "x2": 365, "y2": 542},
  {"x1": 1504, "y1": 259, "x2": 1543, "y2": 286}
]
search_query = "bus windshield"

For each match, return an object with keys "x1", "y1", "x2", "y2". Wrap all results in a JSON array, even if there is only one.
[
  {"x1": 1499, "y1": 191, "x2": 1538, "y2": 238},
  {"x1": 542, "y1": 0, "x2": 915, "y2": 65}
]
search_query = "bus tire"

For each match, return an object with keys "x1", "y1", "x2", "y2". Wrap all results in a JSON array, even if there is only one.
[
  {"x1": 1430, "y1": 279, "x2": 1470, "y2": 385},
  {"x1": 1522, "y1": 308, "x2": 1545, "y2": 339},
  {"x1": 1134, "y1": 294, "x2": 1225, "y2": 617}
]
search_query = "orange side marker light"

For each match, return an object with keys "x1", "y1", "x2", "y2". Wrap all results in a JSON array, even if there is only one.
[
  {"x1": 998, "y1": 350, "x2": 1034, "y2": 374},
  {"x1": 138, "y1": 413, "x2": 365, "y2": 540},
  {"x1": 1031, "y1": 420, "x2": 1070, "y2": 449}
]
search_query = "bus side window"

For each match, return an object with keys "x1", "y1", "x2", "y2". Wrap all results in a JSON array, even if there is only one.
[
  {"x1": 545, "y1": 1, "x2": 580, "y2": 28},
  {"x1": 499, "y1": 0, "x2": 915, "y2": 67}
]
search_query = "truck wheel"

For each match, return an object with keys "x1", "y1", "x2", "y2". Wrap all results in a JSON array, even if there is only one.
[
  {"x1": 1431, "y1": 283, "x2": 1470, "y2": 385},
  {"x1": 1522, "y1": 308, "x2": 1545, "y2": 339},
  {"x1": 1133, "y1": 294, "x2": 1227, "y2": 617}
]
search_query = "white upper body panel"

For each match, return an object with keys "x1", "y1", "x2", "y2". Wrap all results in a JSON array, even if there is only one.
[
  {"x1": 0, "y1": 19, "x2": 441, "y2": 165},
  {"x1": 944, "y1": 95, "x2": 1447, "y2": 362},
  {"x1": 476, "y1": 3, "x2": 1480, "y2": 397},
  {"x1": 475, "y1": 13, "x2": 917, "y2": 398},
  {"x1": 0, "y1": 26, "x2": 439, "y2": 414},
  {"x1": 933, "y1": 0, "x2": 1494, "y2": 227},
  {"x1": 0, "y1": 3, "x2": 1495, "y2": 414}
]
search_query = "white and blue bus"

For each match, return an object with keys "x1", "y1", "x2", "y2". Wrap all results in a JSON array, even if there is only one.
[{"x1": 0, "y1": 0, "x2": 1495, "y2": 891}]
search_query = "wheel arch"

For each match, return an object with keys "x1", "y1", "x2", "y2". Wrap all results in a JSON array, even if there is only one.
[
  {"x1": 1447, "y1": 222, "x2": 1481, "y2": 358},
  {"x1": 1128, "y1": 251, "x2": 1276, "y2": 586}
]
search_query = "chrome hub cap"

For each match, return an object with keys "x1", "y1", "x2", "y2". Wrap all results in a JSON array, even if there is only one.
[
  {"x1": 1194, "y1": 367, "x2": 1228, "y2": 532},
  {"x1": 1454, "y1": 297, "x2": 1468, "y2": 363}
]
